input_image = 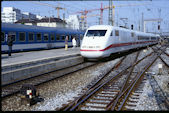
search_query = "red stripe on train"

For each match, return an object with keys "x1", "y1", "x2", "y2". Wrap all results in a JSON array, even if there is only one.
[{"x1": 80, "y1": 41, "x2": 156, "y2": 52}]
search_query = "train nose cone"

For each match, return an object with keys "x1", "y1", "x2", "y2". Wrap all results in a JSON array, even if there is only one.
[{"x1": 80, "y1": 51, "x2": 103, "y2": 58}]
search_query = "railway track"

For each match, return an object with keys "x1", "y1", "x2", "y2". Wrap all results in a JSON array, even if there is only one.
[
  {"x1": 2, "y1": 45, "x2": 168, "y2": 111},
  {"x1": 1, "y1": 46, "x2": 146, "y2": 99},
  {"x1": 1, "y1": 61, "x2": 97, "y2": 98},
  {"x1": 59, "y1": 45, "x2": 168, "y2": 111}
]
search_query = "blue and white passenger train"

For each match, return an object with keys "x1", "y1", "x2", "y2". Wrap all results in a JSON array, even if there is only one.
[
  {"x1": 80, "y1": 25, "x2": 160, "y2": 59},
  {"x1": 1, "y1": 23, "x2": 85, "y2": 53}
]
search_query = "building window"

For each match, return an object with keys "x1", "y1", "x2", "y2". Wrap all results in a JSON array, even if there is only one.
[
  {"x1": 44, "y1": 33, "x2": 49, "y2": 41},
  {"x1": 37, "y1": 33, "x2": 42, "y2": 41},
  {"x1": 51, "y1": 34, "x2": 55, "y2": 41},
  {"x1": 28, "y1": 33, "x2": 34, "y2": 41},
  {"x1": 115, "y1": 30, "x2": 119, "y2": 36},
  {"x1": 19, "y1": 32, "x2": 26, "y2": 41}
]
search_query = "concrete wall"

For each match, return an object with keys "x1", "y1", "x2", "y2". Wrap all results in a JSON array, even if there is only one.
[{"x1": 2, "y1": 56, "x2": 84, "y2": 86}]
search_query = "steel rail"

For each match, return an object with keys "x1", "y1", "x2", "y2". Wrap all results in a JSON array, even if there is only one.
[
  {"x1": 60, "y1": 56, "x2": 126, "y2": 111},
  {"x1": 159, "y1": 56, "x2": 169, "y2": 68},
  {"x1": 1, "y1": 62, "x2": 96, "y2": 99},
  {"x1": 116, "y1": 54, "x2": 159, "y2": 111},
  {"x1": 61, "y1": 51, "x2": 154, "y2": 111},
  {"x1": 106, "y1": 51, "x2": 140, "y2": 110},
  {"x1": 113, "y1": 48, "x2": 165, "y2": 110}
]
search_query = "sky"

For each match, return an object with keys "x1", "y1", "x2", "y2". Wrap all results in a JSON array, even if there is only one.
[{"x1": 1, "y1": 0, "x2": 169, "y2": 34}]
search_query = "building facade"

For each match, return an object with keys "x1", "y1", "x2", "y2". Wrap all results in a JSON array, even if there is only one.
[
  {"x1": 22, "y1": 12, "x2": 36, "y2": 20},
  {"x1": 1, "y1": 7, "x2": 22, "y2": 23},
  {"x1": 66, "y1": 15, "x2": 80, "y2": 30},
  {"x1": 1, "y1": 7, "x2": 38, "y2": 23},
  {"x1": 36, "y1": 17, "x2": 66, "y2": 28},
  {"x1": 15, "y1": 17, "x2": 67, "y2": 28}
]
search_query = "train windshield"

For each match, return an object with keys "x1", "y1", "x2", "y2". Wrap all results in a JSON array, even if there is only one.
[{"x1": 86, "y1": 30, "x2": 107, "y2": 37}]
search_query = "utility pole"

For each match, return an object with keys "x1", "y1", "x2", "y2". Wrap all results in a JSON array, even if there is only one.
[
  {"x1": 108, "y1": 0, "x2": 113, "y2": 25},
  {"x1": 142, "y1": 12, "x2": 144, "y2": 32},
  {"x1": 158, "y1": 8, "x2": 161, "y2": 34},
  {"x1": 98, "y1": 17, "x2": 101, "y2": 25},
  {"x1": 143, "y1": 18, "x2": 163, "y2": 33}
]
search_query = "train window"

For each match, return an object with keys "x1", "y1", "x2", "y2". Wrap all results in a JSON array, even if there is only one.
[
  {"x1": 8, "y1": 32, "x2": 16, "y2": 42},
  {"x1": 76, "y1": 35, "x2": 78, "y2": 40},
  {"x1": 138, "y1": 36, "x2": 149, "y2": 40},
  {"x1": 68, "y1": 35, "x2": 71, "y2": 41},
  {"x1": 61, "y1": 35, "x2": 66, "y2": 41},
  {"x1": 28, "y1": 33, "x2": 34, "y2": 42},
  {"x1": 131, "y1": 32, "x2": 135, "y2": 37},
  {"x1": 115, "y1": 30, "x2": 119, "y2": 36},
  {"x1": 110, "y1": 31, "x2": 113, "y2": 36},
  {"x1": 44, "y1": 33, "x2": 49, "y2": 41},
  {"x1": 70, "y1": 35, "x2": 74, "y2": 40},
  {"x1": 151, "y1": 37, "x2": 156, "y2": 40},
  {"x1": 51, "y1": 34, "x2": 55, "y2": 41},
  {"x1": 19, "y1": 32, "x2": 26, "y2": 42},
  {"x1": 37, "y1": 33, "x2": 42, "y2": 41},
  {"x1": 71, "y1": 35, "x2": 76, "y2": 40},
  {"x1": 56, "y1": 35, "x2": 60, "y2": 41},
  {"x1": 1, "y1": 32, "x2": 5, "y2": 42},
  {"x1": 86, "y1": 30, "x2": 107, "y2": 37}
]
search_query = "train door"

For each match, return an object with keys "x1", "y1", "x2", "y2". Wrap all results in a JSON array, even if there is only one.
[{"x1": 115, "y1": 30, "x2": 119, "y2": 44}]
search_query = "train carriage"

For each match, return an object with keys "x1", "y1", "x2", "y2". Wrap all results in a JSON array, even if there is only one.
[
  {"x1": 80, "y1": 25, "x2": 159, "y2": 59},
  {"x1": 1, "y1": 23, "x2": 85, "y2": 53}
]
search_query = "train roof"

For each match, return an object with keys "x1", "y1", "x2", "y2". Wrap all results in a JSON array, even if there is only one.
[
  {"x1": 1, "y1": 23, "x2": 85, "y2": 34},
  {"x1": 87, "y1": 25, "x2": 157, "y2": 37}
]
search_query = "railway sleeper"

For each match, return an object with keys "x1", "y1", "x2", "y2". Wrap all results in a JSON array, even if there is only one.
[
  {"x1": 95, "y1": 94, "x2": 115, "y2": 98},
  {"x1": 126, "y1": 102, "x2": 138, "y2": 107},
  {"x1": 80, "y1": 106, "x2": 105, "y2": 111},
  {"x1": 89, "y1": 99, "x2": 111, "y2": 103},
  {"x1": 85, "y1": 102, "x2": 107, "y2": 107},
  {"x1": 86, "y1": 101, "x2": 109, "y2": 105},
  {"x1": 130, "y1": 95, "x2": 140, "y2": 98},
  {"x1": 100, "y1": 91, "x2": 119, "y2": 95},
  {"x1": 131, "y1": 94, "x2": 140, "y2": 97},
  {"x1": 127, "y1": 100, "x2": 138, "y2": 103},
  {"x1": 124, "y1": 105, "x2": 137, "y2": 110},
  {"x1": 96, "y1": 93, "x2": 117, "y2": 97},
  {"x1": 103, "y1": 87, "x2": 120, "y2": 91},
  {"x1": 92, "y1": 97, "x2": 113, "y2": 101},
  {"x1": 128, "y1": 97, "x2": 140, "y2": 100},
  {"x1": 93, "y1": 96, "x2": 114, "y2": 100}
]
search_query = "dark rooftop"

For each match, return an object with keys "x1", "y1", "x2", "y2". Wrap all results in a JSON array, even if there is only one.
[{"x1": 15, "y1": 17, "x2": 66, "y2": 24}]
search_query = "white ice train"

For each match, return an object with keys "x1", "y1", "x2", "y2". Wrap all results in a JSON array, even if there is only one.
[{"x1": 80, "y1": 25, "x2": 159, "y2": 59}]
